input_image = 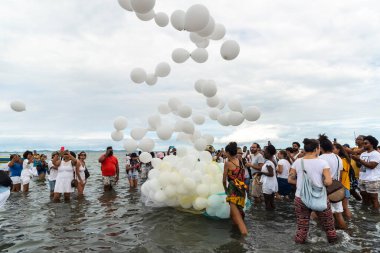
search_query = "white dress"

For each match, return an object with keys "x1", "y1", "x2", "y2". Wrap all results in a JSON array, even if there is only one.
[
  {"x1": 54, "y1": 160, "x2": 74, "y2": 193},
  {"x1": 76, "y1": 162, "x2": 86, "y2": 183}
]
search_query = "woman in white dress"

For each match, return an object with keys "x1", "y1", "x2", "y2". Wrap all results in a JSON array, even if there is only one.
[
  {"x1": 259, "y1": 145, "x2": 278, "y2": 210},
  {"x1": 76, "y1": 151, "x2": 87, "y2": 196},
  {"x1": 53, "y1": 150, "x2": 77, "y2": 202},
  {"x1": 21, "y1": 150, "x2": 34, "y2": 192}
]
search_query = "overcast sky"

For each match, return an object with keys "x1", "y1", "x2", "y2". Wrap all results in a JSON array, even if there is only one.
[{"x1": 1, "y1": 0, "x2": 380, "y2": 152}]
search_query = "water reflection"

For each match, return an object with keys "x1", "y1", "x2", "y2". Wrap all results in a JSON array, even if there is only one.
[{"x1": 0, "y1": 151, "x2": 379, "y2": 252}]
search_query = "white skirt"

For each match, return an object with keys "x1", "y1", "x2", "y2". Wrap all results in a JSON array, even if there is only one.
[
  {"x1": 0, "y1": 190, "x2": 10, "y2": 208},
  {"x1": 54, "y1": 177, "x2": 73, "y2": 193}
]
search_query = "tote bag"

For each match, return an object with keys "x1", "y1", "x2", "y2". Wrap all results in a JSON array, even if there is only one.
[{"x1": 300, "y1": 159, "x2": 327, "y2": 212}]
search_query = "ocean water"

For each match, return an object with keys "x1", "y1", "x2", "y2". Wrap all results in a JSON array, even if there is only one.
[{"x1": 0, "y1": 151, "x2": 379, "y2": 253}]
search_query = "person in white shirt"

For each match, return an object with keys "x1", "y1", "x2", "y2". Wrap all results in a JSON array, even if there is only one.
[
  {"x1": 245, "y1": 143, "x2": 265, "y2": 204},
  {"x1": 258, "y1": 145, "x2": 278, "y2": 210},
  {"x1": 352, "y1": 135, "x2": 380, "y2": 212},
  {"x1": 48, "y1": 152, "x2": 59, "y2": 197},
  {"x1": 21, "y1": 150, "x2": 34, "y2": 192},
  {"x1": 276, "y1": 150, "x2": 292, "y2": 198},
  {"x1": 319, "y1": 134, "x2": 347, "y2": 230},
  {"x1": 288, "y1": 138, "x2": 337, "y2": 244}
]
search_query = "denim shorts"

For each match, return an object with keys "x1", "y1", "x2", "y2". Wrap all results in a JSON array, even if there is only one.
[{"x1": 49, "y1": 180, "x2": 56, "y2": 192}]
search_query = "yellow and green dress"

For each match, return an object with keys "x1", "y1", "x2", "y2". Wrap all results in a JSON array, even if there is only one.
[{"x1": 226, "y1": 162, "x2": 247, "y2": 215}]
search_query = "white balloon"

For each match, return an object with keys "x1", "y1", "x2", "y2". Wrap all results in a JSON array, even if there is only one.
[
  {"x1": 171, "y1": 48, "x2": 190, "y2": 63},
  {"x1": 176, "y1": 146, "x2": 188, "y2": 158},
  {"x1": 193, "y1": 197, "x2": 208, "y2": 210},
  {"x1": 158, "y1": 104, "x2": 171, "y2": 114},
  {"x1": 202, "y1": 134, "x2": 214, "y2": 145},
  {"x1": 113, "y1": 116, "x2": 128, "y2": 130},
  {"x1": 184, "y1": 4, "x2": 210, "y2": 32},
  {"x1": 145, "y1": 73, "x2": 157, "y2": 85},
  {"x1": 139, "y1": 137, "x2": 155, "y2": 152},
  {"x1": 189, "y1": 32, "x2": 204, "y2": 43},
  {"x1": 168, "y1": 97, "x2": 182, "y2": 111},
  {"x1": 178, "y1": 105, "x2": 192, "y2": 118},
  {"x1": 111, "y1": 131, "x2": 124, "y2": 142},
  {"x1": 136, "y1": 10, "x2": 155, "y2": 21},
  {"x1": 199, "y1": 151, "x2": 212, "y2": 163},
  {"x1": 130, "y1": 128, "x2": 147, "y2": 140},
  {"x1": 170, "y1": 10, "x2": 186, "y2": 31},
  {"x1": 130, "y1": 68, "x2": 147, "y2": 83},
  {"x1": 190, "y1": 48, "x2": 208, "y2": 63},
  {"x1": 155, "y1": 62, "x2": 171, "y2": 77},
  {"x1": 194, "y1": 138, "x2": 207, "y2": 151},
  {"x1": 196, "y1": 39, "x2": 209, "y2": 48},
  {"x1": 243, "y1": 106, "x2": 261, "y2": 121},
  {"x1": 123, "y1": 138, "x2": 138, "y2": 152},
  {"x1": 148, "y1": 114, "x2": 161, "y2": 130},
  {"x1": 194, "y1": 79, "x2": 206, "y2": 93},
  {"x1": 130, "y1": 0, "x2": 155, "y2": 14},
  {"x1": 173, "y1": 119, "x2": 185, "y2": 132},
  {"x1": 151, "y1": 158, "x2": 162, "y2": 168},
  {"x1": 217, "y1": 99, "x2": 226, "y2": 110},
  {"x1": 154, "y1": 12, "x2": 169, "y2": 27},
  {"x1": 139, "y1": 152, "x2": 153, "y2": 163},
  {"x1": 201, "y1": 80, "x2": 217, "y2": 97},
  {"x1": 184, "y1": 178, "x2": 196, "y2": 190},
  {"x1": 154, "y1": 190, "x2": 167, "y2": 202},
  {"x1": 190, "y1": 130, "x2": 202, "y2": 143},
  {"x1": 228, "y1": 98, "x2": 243, "y2": 112},
  {"x1": 228, "y1": 111, "x2": 245, "y2": 126},
  {"x1": 192, "y1": 114, "x2": 205, "y2": 125},
  {"x1": 217, "y1": 113, "x2": 230, "y2": 126},
  {"x1": 181, "y1": 121, "x2": 195, "y2": 134},
  {"x1": 209, "y1": 109, "x2": 220, "y2": 120},
  {"x1": 206, "y1": 96, "x2": 220, "y2": 108},
  {"x1": 209, "y1": 23, "x2": 226, "y2": 40},
  {"x1": 156, "y1": 124, "x2": 173, "y2": 140},
  {"x1": 10, "y1": 101, "x2": 26, "y2": 112},
  {"x1": 118, "y1": 0, "x2": 133, "y2": 11},
  {"x1": 197, "y1": 16, "x2": 215, "y2": 37},
  {"x1": 220, "y1": 40, "x2": 240, "y2": 60},
  {"x1": 196, "y1": 184, "x2": 209, "y2": 197}
]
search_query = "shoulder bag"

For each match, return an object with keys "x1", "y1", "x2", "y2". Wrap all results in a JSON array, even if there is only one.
[
  {"x1": 300, "y1": 159, "x2": 327, "y2": 211},
  {"x1": 71, "y1": 169, "x2": 78, "y2": 188},
  {"x1": 326, "y1": 156, "x2": 345, "y2": 203}
]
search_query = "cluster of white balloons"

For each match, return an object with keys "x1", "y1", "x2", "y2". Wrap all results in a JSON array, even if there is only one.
[
  {"x1": 130, "y1": 62, "x2": 171, "y2": 85},
  {"x1": 10, "y1": 101, "x2": 26, "y2": 112},
  {"x1": 140, "y1": 148, "x2": 231, "y2": 217},
  {"x1": 118, "y1": 0, "x2": 241, "y2": 83}
]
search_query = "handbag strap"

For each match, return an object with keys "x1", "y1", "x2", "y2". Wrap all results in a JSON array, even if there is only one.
[{"x1": 335, "y1": 155, "x2": 340, "y2": 180}]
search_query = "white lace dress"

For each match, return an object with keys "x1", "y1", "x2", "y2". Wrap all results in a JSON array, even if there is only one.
[{"x1": 54, "y1": 160, "x2": 74, "y2": 193}]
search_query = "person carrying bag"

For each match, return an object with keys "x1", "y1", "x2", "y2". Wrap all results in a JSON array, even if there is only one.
[{"x1": 288, "y1": 138, "x2": 337, "y2": 244}]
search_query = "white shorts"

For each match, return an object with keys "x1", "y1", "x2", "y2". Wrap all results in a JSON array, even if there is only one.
[
  {"x1": 331, "y1": 201, "x2": 343, "y2": 213},
  {"x1": 11, "y1": 176, "x2": 21, "y2": 184},
  {"x1": 21, "y1": 177, "x2": 30, "y2": 185},
  {"x1": 0, "y1": 190, "x2": 11, "y2": 208}
]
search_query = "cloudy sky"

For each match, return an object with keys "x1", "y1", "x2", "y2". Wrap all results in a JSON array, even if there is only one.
[{"x1": 1, "y1": 0, "x2": 380, "y2": 152}]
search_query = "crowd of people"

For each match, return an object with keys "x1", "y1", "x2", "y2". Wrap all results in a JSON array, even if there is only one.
[{"x1": 1, "y1": 134, "x2": 379, "y2": 244}]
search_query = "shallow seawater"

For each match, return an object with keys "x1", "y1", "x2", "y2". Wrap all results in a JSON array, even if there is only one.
[{"x1": 1, "y1": 152, "x2": 380, "y2": 253}]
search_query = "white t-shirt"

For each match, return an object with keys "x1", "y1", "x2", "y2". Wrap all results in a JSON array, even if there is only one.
[
  {"x1": 250, "y1": 153, "x2": 265, "y2": 174},
  {"x1": 292, "y1": 158, "x2": 329, "y2": 198},
  {"x1": 359, "y1": 150, "x2": 380, "y2": 181},
  {"x1": 260, "y1": 160, "x2": 278, "y2": 194},
  {"x1": 21, "y1": 160, "x2": 33, "y2": 179},
  {"x1": 277, "y1": 159, "x2": 291, "y2": 179},
  {"x1": 319, "y1": 153, "x2": 343, "y2": 180},
  {"x1": 48, "y1": 160, "x2": 58, "y2": 181}
]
